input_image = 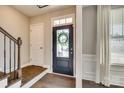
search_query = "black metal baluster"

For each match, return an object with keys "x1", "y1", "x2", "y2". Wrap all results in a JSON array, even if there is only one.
[
  {"x1": 9, "y1": 39, "x2": 11, "y2": 80},
  {"x1": 4, "y1": 35, "x2": 6, "y2": 75},
  {"x1": 14, "y1": 43, "x2": 16, "y2": 79}
]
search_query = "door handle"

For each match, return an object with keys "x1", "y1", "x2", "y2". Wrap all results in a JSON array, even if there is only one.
[
  {"x1": 40, "y1": 47, "x2": 43, "y2": 49},
  {"x1": 70, "y1": 48, "x2": 73, "y2": 51},
  {"x1": 70, "y1": 52, "x2": 73, "y2": 54}
]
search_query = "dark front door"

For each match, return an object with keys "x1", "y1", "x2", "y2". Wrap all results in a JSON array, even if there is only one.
[{"x1": 53, "y1": 25, "x2": 73, "y2": 76}]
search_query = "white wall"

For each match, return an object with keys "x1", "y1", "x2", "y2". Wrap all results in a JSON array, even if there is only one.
[
  {"x1": 0, "y1": 6, "x2": 30, "y2": 71},
  {"x1": 82, "y1": 5, "x2": 124, "y2": 87},
  {"x1": 82, "y1": 5, "x2": 97, "y2": 81},
  {"x1": 82, "y1": 6, "x2": 97, "y2": 54}
]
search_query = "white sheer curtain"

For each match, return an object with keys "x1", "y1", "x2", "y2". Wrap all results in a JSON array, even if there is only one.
[{"x1": 96, "y1": 5, "x2": 111, "y2": 86}]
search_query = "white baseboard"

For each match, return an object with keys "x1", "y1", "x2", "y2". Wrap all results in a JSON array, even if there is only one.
[
  {"x1": 83, "y1": 72, "x2": 96, "y2": 81},
  {"x1": 82, "y1": 54, "x2": 96, "y2": 82},
  {"x1": 21, "y1": 63, "x2": 32, "y2": 68},
  {"x1": 52, "y1": 72, "x2": 75, "y2": 78},
  {"x1": 42, "y1": 65, "x2": 51, "y2": 73},
  {"x1": 43, "y1": 65, "x2": 50, "y2": 68},
  {"x1": 111, "y1": 82, "x2": 124, "y2": 87}
]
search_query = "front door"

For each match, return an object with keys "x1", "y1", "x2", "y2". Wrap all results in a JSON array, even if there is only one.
[{"x1": 53, "y1": 25, "x2": 73, "y2": 76}]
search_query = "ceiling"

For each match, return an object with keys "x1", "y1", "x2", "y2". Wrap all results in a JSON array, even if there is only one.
[{"x1": 12, "y1": 5, "x2": 74, "y2": 17}]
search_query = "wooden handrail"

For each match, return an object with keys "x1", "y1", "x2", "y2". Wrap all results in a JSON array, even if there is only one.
[
  {"x1": 0, "y1": 27, "x2": 22, "y2": 82},
  {"x1": 0, "y1": 27, "x2": 18, "y2": 44}
]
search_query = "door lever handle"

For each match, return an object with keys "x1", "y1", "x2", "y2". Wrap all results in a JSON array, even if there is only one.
[
  {"x1": 70, "y1": 52, "x2": 73, "y2": 54},
  {"x1": 40, "y1": 47, "x2": 43, "y2": 49},
  {"x1": 70, "y1": 48, "x2": 73, "y2": 50}
]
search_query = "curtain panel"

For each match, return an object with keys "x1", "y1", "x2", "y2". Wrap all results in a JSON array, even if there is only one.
[{"x1": 96, "y1": 5, "x2": 111, "y2": 86}]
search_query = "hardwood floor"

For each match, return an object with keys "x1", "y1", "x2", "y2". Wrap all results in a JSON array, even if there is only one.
[
  {"x1": 31, "y1": 73, "x2": 123, "y2": 88},
  {"x1": 1, "y1": 66, "x2": 123, "y2": 88},
  {"x1": 31, "y1": 73, "x2": 75, "y2": 88},
  {"x1": 0, "y1": 65, "x2": 47, "y2": 87},
  {"x1": 82, "y1": 80, "x2": 106, "y2": 88},
  {"x1": 0, "y1": 72, "x2": 6, "y2": 80},
  {"x1": 82, "y1": 80, "x2": 124, "y2": 88},
  {"x1": 0, "y1": 72, "x2": 4, "y2": 78},
  {"x1": 21, "y1": 65, "x2": 47, "y2": 85}
]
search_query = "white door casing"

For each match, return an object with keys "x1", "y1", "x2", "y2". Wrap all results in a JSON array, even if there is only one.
[
  {"x1": 51, "y1": 14, "x2": 76, "y2": 76},
  {"x1": 76, "y1": 5, "x2": 83, "y2": 88},
  {"x1": 30, "y1": 23, "x2": 44, "y2": 66}
]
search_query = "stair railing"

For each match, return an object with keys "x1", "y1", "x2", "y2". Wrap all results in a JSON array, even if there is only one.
[{"x1": 0, "y1": 27, "x2": 22, "y2": 81}]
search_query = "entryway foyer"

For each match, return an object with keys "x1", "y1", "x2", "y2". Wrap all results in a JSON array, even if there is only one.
[
  {"x1": 0, "y1": 5, "x2": 124, "y2": 88},
  {"x1": 0, "y1": 5, "x2": 79, "y2": 88}
]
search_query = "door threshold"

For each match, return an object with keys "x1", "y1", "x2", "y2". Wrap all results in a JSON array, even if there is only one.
[{"x1": 51, "y1": 72, "x2": 75, "y2": 78}]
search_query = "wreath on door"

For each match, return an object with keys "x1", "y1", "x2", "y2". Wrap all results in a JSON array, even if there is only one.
[{"x1": 58, "y1": 32, "x2": 68, "y2": 45}]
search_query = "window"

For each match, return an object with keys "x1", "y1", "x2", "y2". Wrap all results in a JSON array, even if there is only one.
[
  {"x1": 53, "y1": 17, "x2": 73, "y2": 26},
  {"x1": 60, "y1": 19, "x2": 66, "y2": 24},
  {"x1": 54, "y1": 20, "x2": 60, "y2": 25},
  {"x1": 66, "y1": 17, "x2": 72, "y2": 23},
  {"x1": 110, "y1": 8, "x2": 124, "y2": 64}
]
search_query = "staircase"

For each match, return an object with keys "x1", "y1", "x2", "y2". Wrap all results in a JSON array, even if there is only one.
[{"x1": 0, "y1": 27, "x2": 22, "y2": 88}]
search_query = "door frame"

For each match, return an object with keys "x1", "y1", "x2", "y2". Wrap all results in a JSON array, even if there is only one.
[
  {"x1": 53, "y1": 24, "x2": 74, "y2": 76},
  {"x1": 50, "y1": 14, "x2": 76, "y2": 77}
]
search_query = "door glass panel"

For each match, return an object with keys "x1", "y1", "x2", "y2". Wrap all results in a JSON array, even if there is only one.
[{"x1": 56, "y1": 29, "x2": 69, "y2": 58}]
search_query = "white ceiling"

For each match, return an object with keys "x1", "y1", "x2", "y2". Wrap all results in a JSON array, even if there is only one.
[{"x1": 12, "y1": 5, "x2": 74, "y2": 17}]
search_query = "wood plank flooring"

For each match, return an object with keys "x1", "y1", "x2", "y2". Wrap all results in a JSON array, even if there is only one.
[
  {"x1": 31, "y1": 73, "x2": 124, "y2": 88},
  {"x1": 0, "y1": 72, "x2": 6, "y2": 80},
  {"x1": 0, "y1": 65, "x2": 47, "y2": 86},
  {"x1": 82, "y1": 80, "x2": 124, "y2": 88},
  {"x1": 1, "y1": 66, "x2": 124, "y2": 88},
  {"x1": 31, "y1": 73, "x2": 75, "y2": 88},
  {"x1": 0, "y1": 72, "x2": 4, "y2": 78},
  {"x1": 21, "y1": 65, "x2": 47, "y2": 85}
]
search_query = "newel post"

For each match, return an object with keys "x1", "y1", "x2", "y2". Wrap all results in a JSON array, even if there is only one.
[{"x1": 17, "y1": 37, "x2": 22, "y2": 79}]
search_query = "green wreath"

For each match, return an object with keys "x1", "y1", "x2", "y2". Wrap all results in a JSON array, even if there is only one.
[{"x1": 58, "y1": 32, "x2": 68, "y2": 45}]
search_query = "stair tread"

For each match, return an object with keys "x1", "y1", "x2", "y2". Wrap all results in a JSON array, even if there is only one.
[{"x1": 21, "y1": 65, "x2": 47, "y2": 86}]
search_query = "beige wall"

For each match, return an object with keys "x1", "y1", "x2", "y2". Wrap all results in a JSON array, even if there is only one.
[
  {"x1": 0, "y1": 6, "x2": 30, "y2": 66},
  {"x1": 30, "y1": 6, "x2": 76, "y2": 65},
  {"x1": 0, "y1": 5, "x2": 96, "y2": 67},
  {"x1": 82, "y1": 6, "x2": 97, "y2": 54}
]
